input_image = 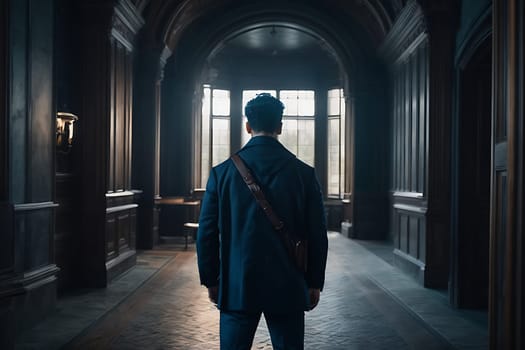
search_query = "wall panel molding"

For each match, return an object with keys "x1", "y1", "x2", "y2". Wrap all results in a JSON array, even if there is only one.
[
  {"x1": 1, "y1": 0, "x2": 59, "y2": 335},
  {"x1": 390, "y1": 38, "x2": 428, "y2": 196},
  {"x1": 386, "y1": 1, "x2": 456, "y2": 288},
  {"x1": 14, "y1": 201, "x2": 59, "y2": 212},
  {"x1": 393, "y1": 203, "x2": 427, "y2": 214}
]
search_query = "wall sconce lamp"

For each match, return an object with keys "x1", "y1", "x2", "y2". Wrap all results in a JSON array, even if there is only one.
[{"x1": 56, "y1": 112, "x2": 78, "y2": 153}]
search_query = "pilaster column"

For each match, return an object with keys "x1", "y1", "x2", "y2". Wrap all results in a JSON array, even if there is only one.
[
  {"x1": 78, "y1": 0, "x2": 144, "y2": 286},
  {"x1": 1, "y1": 0, "x2": 59, "y2": 337},
  {"x1": 421, "y1": 2, "x2": 458, "y2": 288},
  {"x1": 132, "y1": 41, "x2": 170, "y2": 249}
]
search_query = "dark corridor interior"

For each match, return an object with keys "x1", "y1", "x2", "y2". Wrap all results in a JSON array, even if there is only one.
[{"x1": 2, "y1": 0, "x2": 525, "y2": 349}]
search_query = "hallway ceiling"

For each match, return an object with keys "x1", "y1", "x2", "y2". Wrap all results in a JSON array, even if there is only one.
[
  {"x1": 225, "y1": 25, "x2": 321, "y2": 54},
  {"x1": 138, "y1": 0, "x2": 408, "y2": 53},
  {"x1": 207, "y1": 24, "x2": 339, "y2": 73},
  {"x1": 209, "y1": 24, "x2": 334, "y2": 62}
]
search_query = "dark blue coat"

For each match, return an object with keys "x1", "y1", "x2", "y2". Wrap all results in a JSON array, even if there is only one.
[{"x1": 197, "y1": 136, "x2": 328, "y2": 312}]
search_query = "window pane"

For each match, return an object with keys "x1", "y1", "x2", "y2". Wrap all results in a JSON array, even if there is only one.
[
  {"x1": 340, "y1": 93, "x2": 346, "y2": 193},
  {"x1": 280, "y1": 90, "x2": 299, "y2": 116},
  {"x1": 279, "y1": 118, "x2": 315, "y2": 167},
  {"x1": 280, "y1": 90, "x2": 315, "y2": 116},
  {"x1": 327, "y1": 88, "x2": 345, "y2": 196},
  {"x1": 201, "y1": 87, "x2": 211, "y2": 186},
  {"x1": 328, "y1": 89, "x2": 340, "y2": 116},
  {"x1": 297, "y1": 119, "x2": 315, "y2": 166},
  {"x1": 328, "y1": 117, "x2": 341, "y2": 196},
  {"x1": 298, "y1": 90, "x2": 315, "y2": 116},
  {"x1": 279, "y1": 119, "x2": 298, "y2": 154},
  {"x1": 212, "y1": 118, "x2": 230, "y2": 166},
  {"x1": 212, "y1": 89, "x2": 230, "y2": 116},
  {"x1": 241, "y1": 123, "x2": 250, "y2": 148},
  {"x1": 340, "y1": 91, "x2": 346, "y2": 118}
]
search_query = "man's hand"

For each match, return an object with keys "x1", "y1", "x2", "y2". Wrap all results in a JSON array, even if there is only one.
[
  {"x1": 308, "y1": 288, "x2": 320, "y2": 310},
  {"x1": 208, "y1": 286, "x2": 218, "y2": 305}
]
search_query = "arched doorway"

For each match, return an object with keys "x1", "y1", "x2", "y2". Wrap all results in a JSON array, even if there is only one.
[
  {"x1": 158, "y1": 4, "x2": 391, "y2": 241},
  {"x1": 193, "y1": 24, "x2": 351, "y2": 221}
]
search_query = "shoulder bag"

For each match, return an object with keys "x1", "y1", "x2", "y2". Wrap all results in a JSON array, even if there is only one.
[{"x1": 231, "y1": 154, "x2": 308, "y2": 273}]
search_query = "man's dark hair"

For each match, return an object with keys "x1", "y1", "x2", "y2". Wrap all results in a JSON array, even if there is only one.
[{"x1": 244, "y1": 93, "x2": 284, "y2": 133}]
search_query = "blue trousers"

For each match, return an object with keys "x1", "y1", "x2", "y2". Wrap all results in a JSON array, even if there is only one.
[{"x1": 220, "y1": 310, "x2": 304, "y2": 350}]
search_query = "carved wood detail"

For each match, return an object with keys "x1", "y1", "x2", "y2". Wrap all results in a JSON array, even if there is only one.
[
  {"x1": 379, "y1": 0, "x2": 427, "y2": 63},
  {"x1": 111, "y1": 0, "x2": 144, "y2": 50}
]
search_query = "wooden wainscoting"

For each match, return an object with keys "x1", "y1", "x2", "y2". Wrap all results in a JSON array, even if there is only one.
[
  {"x1": 391, "y1": 192, "x2": 427, "y2": 284},
  {"x1": 105, "y1": 191, "x2": 138, "y2": 282}
]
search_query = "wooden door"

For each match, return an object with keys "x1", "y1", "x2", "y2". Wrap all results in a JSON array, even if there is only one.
[{"x1": 490, "y1": 0, "x2": 524, "y2": 348}]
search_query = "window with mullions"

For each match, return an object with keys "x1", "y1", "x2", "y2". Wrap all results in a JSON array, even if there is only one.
[
  {"x1": 327, "y1": 88, "x2": 346, "y2": 197},
  {"x1": 201, "y1": 86, "x2": 231, "y2": 186},
  {"x1": 278, "y1": 90, "x2": 315, "y2": 167},
  {"x1": 240, "y1": 90, "x2": 315, "y2": 167}
]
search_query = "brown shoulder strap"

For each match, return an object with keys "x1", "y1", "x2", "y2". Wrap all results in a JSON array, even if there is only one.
[{"x1": 230, "y1": 154, "x2": 284, "y2": 231}]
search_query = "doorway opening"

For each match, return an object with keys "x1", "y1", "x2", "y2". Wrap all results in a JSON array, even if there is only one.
[
  {"x1": 454, "y1": 34, "x2": 492, "y2": 309},
  {"x1": 193, "y1": 24, "x2": 352, "y2": 211}
]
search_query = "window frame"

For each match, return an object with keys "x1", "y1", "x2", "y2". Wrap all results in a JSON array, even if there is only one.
[
  {"x1": 200, "y1": 85, "x2": 231, "y2": 187},
  {"x1": 327, "y1": 88, "x2": 346, "y2": 199},
  {"x1": 197, "y1": 85, "x2": 348, "y2": 199}
]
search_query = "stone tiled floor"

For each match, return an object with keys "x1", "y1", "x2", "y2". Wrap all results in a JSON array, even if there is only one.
[{"x1": 18, "y1": 233, "x2": 488, "y2": 349}]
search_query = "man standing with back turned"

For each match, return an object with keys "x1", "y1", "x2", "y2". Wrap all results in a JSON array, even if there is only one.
[{"x1": 197, "y1": 93, "x2": 328, "y2": 350}]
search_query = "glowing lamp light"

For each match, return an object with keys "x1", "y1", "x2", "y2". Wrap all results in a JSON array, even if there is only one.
[{"x1": 56, "y1": 112, "x2": 78, "y2": 152}]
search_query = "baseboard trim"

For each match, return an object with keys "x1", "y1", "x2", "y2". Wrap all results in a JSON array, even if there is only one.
[
  {"x1": 393, "y1": 249, "x2": 426, "y2": 285},
  {"x1": 106, "y1": 250, "x2": 136, "y2": 283}
]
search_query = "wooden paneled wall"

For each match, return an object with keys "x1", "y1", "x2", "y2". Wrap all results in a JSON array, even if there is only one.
[
  {"x1": 390, "y1": 37, "x2": 428, "y2": 277},
  {"x1": 381, "y1": 2, "x2": 429, "y2": 283},
  {"x1": 104, "y1": 3, "x2": 142, "y2": 272},
  {"x1": 77, "y1": 0, "x2": 143, "y2": 287},
  {"x1": 383, "y1": 1, "x2": 457, "y2": 288},
  {"x1": 391, "y1": 40, "x2": 428, "y2": 195},
  {"x1": 0, "y1": 0, "x2": 59, "y2": 336},
  {"x1": 0, "y1": 1, "x2": 12, "y2": 328},
  {"x1": 108, "y1": 38, "x2": 133, "y2": 193}
]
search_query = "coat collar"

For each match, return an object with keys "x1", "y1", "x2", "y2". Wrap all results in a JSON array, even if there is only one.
[
  {"x1": 242, "y1": 135, "x2": 281, "y2": 149},
  {"x1": 238, "y1": 135, "x2": 296, "y2": 160}
]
